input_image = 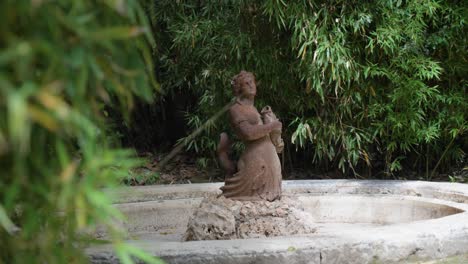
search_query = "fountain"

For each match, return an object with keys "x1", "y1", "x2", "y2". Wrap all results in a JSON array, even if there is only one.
[
  {"x1": 88, "y1": 180, "x2": 468, "y2": 263},
  {"x1": 88, "y1": 72, "x2": 468, "y2": 263}
]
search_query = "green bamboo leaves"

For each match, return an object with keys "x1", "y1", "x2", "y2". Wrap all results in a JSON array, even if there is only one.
[
  {"x1": 150, "y1": 0, "x2": 466, "y2": 177},
  {"x1": 0, "y1": 0, "x2": 160, "y2": 263}
]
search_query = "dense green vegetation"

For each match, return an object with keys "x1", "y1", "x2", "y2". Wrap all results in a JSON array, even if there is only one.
[
  {"x1": 0, "y1": 1, "x2": 466, "y2": 263},
  {"x1": 0, "y1": 1, "x2": 161, "y2": 263},
  {"x1": 149, "y1": 0, "x2": 467, "y2": 179}
]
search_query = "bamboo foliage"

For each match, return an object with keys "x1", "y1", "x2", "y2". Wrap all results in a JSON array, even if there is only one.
[
  {"x1": 0, "y1": 1, "x2": 161, "y2": 263},
  {"x1": 151, "y1": 0, "x2": 466, "y2": 177}
]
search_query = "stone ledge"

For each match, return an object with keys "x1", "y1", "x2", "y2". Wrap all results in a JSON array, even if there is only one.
[{"x1": 90, "y1": 180, "x2": 468, "y2": 264}]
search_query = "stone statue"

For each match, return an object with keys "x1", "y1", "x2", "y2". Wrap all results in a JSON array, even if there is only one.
[
  {"x1": 261, "y1": 105, "x2": 284, "y2": 153},
  {"x1": 217, "y1": 71, "x2": 283, "y2": 201}
]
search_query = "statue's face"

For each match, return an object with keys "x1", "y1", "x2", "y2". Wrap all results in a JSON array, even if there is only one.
[{"x1": 240, "y1": 75, "x2": 256, "y2": 97}]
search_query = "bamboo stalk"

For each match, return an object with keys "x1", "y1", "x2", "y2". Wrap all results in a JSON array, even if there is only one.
[
  {"x1": 430, "y1": 134, "x2": 457, "y2": 180},
  {"x1": 154, "y1": 98, "x2": 236, "y2": 172}
]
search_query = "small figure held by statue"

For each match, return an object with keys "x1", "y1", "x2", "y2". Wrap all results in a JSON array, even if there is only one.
[
  {"x1": 261, "y1": 105, "x2": 284, "y2": 154},
  {"x1": 217, "y1": 71, "x2": 283, "y2": 202}
]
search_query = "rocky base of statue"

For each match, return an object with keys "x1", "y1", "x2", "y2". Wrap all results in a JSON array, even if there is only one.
[{"x1": 184, "y1": 196, "x2": 316, "y2": 241}]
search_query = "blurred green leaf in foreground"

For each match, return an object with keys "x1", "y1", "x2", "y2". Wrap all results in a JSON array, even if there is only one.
[{"x1": 0, "y1": 0, "x2": 161, "y2": 263}]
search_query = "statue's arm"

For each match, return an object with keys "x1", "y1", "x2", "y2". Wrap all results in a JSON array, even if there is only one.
[
  {"x1": 230, "y1": 105, "x2": 282, "y2": 141},
  {"x1": 237, "y1": 121, "x2": 276, "y2": 141}
]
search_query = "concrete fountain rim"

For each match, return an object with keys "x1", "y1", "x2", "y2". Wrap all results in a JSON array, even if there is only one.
[
  {"x1": 107, "y1": 179, "x2": 468, "y2": 204},
  {"x1": 89, "y1": 180, "x2": 468, "y2": 264}
]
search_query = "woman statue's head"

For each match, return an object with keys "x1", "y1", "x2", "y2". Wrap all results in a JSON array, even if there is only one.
[{"x1": 231, "y1": 71, "x2": 256, "y2": 97}]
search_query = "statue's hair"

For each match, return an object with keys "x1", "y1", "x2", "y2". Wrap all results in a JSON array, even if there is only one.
[{"x1": 231, "y1": 70, "x2": 255, "y2": 95}]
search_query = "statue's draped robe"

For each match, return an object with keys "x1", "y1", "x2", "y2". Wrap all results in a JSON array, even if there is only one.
[{"x1": 220, "y1": 101, "x2": 282, "y2": 201}]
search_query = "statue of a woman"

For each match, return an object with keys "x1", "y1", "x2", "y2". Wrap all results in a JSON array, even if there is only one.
[{"x1": 217, "y1": 71, "x2": 283, "y2": 201}]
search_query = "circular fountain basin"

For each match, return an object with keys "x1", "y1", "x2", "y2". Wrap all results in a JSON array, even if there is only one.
[
  {"x1": 299, "y1": 195, "x2": 463, "y2": 224},
  {"x1": 88, "y1": 180, "x2": 468, "y2": 264}
]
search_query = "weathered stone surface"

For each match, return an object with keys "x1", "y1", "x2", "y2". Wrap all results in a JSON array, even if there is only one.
[
  {"x1": 185, "y1": 196, "x2": 315, "y2": 241},
  {"x1": 184, "y1": 197, "x2": 236, "y2": 240},
  {"x1": 260, "y1": 105, "x2": 284, "y2": 153},
  {"x1": 218, "y1": 71, "x2": 283, "y2": 201},
  {"x1": 90, "y1": 180, "x2": 468, "y2": 263}
]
